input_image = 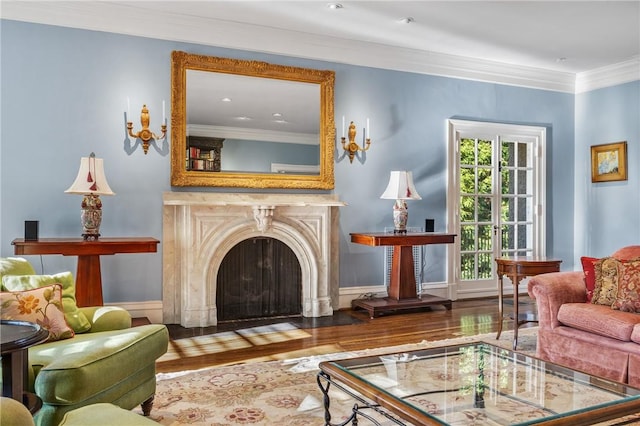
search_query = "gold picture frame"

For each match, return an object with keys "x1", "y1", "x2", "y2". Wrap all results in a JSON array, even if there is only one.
[{"x1": 591, "y1": 141, "x2": 627, "y2": 183}]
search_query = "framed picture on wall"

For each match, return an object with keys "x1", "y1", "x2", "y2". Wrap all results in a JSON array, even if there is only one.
[{"x1": 591, "y1": 141, "x2": 628, "y2": 183}]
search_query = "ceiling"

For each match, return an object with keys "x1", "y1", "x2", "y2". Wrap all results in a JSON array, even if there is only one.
[{"x1": 2, "y1": 1, "x2": 639, "y2": 92}]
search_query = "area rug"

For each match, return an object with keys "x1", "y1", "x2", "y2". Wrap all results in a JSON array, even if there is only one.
[{"x1": 136, "y1": 329, "x2": 640, "y2": 425}]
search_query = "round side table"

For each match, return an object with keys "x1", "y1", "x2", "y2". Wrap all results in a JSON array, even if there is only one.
[{"x1": 1, "y1": 320, "x2": 49, "y2": 413}]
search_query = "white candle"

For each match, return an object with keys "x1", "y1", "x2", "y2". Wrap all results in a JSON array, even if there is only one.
[
  {"x1": 162, "y1": 100, "x2": 166, "y2": 122},
  {"x1": 366, "y1": 118, "x2": 370, "y2": 139},
  {"x1": 127, "y1": 97, "x2": 130, "y2": 119},
  {"x1": 342, "y1": 116, "x2": 345, "y2": 138}
]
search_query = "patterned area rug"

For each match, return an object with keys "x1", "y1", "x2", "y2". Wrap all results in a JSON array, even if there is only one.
[{"x1": 137, "y1": 329, "x2": 640, "y2": 425}]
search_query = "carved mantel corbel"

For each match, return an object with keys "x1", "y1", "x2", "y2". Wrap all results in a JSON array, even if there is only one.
[{"x1": 253, "y1": 205, "x2": 275, "y2": 232}]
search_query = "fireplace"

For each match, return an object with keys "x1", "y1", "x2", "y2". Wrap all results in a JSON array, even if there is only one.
[{"x1": 162, "y1": 192, "x2": 345, "y2": 327}]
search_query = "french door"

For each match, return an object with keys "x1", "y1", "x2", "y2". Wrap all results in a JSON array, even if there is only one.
[{"x1": 447, "y1": 120, "x2": 546, "y2": 299}]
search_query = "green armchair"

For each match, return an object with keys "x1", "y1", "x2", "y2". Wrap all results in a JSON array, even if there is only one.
[{"x1": 0, "y1": 258, "x2": 169, "y2": 426}]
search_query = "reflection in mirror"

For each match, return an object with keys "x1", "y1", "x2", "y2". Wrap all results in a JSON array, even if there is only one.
[{"x1": 171, "y1": 51, "x2": 335, "y2": 189}]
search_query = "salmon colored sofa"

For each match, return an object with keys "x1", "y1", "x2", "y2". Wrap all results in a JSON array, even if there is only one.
[{"x1": 528, "y1": 246, "x2": 640, "y2": 386}]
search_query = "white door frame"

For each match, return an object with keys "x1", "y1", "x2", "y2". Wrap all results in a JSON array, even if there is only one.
[{"x1": 446, "y1": 119, "x2": 547, "y2": 300}]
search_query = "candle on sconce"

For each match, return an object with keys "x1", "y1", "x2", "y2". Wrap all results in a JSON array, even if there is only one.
[
  {"x1": 162, "y1": 100, "x2": 166, "y2": 122},
  {"x1": 127, "y1": 97, "x2": 131, "y2": 120},
  {"x1": 342, "y1": 116, "x2": 345, "y2": 138},
  {"x1": 366, "y1": 118, "x2": 370, "y2": 139}
]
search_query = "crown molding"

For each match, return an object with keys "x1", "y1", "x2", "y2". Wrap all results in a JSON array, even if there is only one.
[
  {"x1": 575, "y1": 56, "x2": 640, "y2": 93},
  {"x1": 2, "y1": 2, "x2": 637, "y2": 94}
]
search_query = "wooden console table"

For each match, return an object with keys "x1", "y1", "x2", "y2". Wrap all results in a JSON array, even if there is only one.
[
  {"x1": 12, "y1": 237, "x2": 159, "y2": 307},
  {"x1": 350, "y1": 232, "x2": 456, "y2": 318},
  {"x1": 495, "y1": 256, "x2": 562, "y2": 350}
]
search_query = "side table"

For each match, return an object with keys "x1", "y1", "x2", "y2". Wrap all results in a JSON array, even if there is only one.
[
  {"x1": 1, "y1": 320, "x2": 49, "y2": 413},
  {"x1": 350, "y1": 232, "x2": 456, "y2": 318},
  {"x1": 12, "y1": 237, "x2": 159, "y2": 307},
  {"x1": 495, "y1": 256, "x2": 562, "y2": 350}
]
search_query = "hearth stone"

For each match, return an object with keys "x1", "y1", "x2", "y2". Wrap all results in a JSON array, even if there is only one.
[{"x1": 162, "y1": 192, "x2": 345, "y2": 327}]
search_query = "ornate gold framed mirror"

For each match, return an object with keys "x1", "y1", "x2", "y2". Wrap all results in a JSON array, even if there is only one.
[{"x1": 170, "y1": 51, "x2": 335, "y2": 189}]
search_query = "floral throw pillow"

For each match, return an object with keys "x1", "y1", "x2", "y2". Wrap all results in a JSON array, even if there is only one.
[
  {"x1": 591, "y1": 257, "x2": 622, "y2": 306},
  {"x1": 1, "y1": 284, "x2": 74, "y2": 341},
  {"x1": 1, "y1": 272, "x2": 90, "y2": 333},
  {"x1": 612, "y1": 258, "x2": 640, "y2": 312}
]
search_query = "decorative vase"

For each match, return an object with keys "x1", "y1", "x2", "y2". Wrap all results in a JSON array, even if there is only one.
[{"x1": 393, "y1": 199, "x2": 408, "y2": 233}]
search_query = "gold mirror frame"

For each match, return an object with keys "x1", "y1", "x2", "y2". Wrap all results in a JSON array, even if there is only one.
[{"x1": 170, "y1": 51, "x2": 335, "y2": 189}]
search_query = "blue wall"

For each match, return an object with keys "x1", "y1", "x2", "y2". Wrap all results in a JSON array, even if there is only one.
[
  {"x1": 574, "y1": 81, "x2": 640, "y2": 259},
  {"x1": 0, "y1": 19, "x2": 601, "y2": 304}
]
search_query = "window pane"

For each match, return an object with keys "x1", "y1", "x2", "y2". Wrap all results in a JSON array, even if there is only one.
[
  {"x1": 502, "y1": 225, "x2": 515, "y2": 250},
  {"x1": 460, "y1": 138, "x2": 475, "y2": 165},
  {"x1": 477, "y1": 168, "x2": 492, "y2": 194},
  {"x1": 478, "y1": 253, "x2": 493, "y2": 279},
  {"x1": 517, "y1": 142, "x2": 529, "y2": 167},
  {"x1": 478, "y1": 225, "x2": 493, "y2": 251},
  {"x1": 477, "y1": 197, "x2": 492, "y2": 222},
  {"x1": 460, "y1": 167, "x2": 476, "y2": 193},
  {"x1": 502, "y1": 196, "x2": 515, "y2": 222},
  {"x1": 461, "y1": 253, "x2": 475, "y2": 280},
  {"x1": 502, "y1": 169, "x2": 514, "y2": 194},
  {"x1": 503, "y1": 141, "x2": 515, "y2": 167},
  {"x1": 461, "y1": 225, "x2": 476, "y2": 251},
  {"x1": 517, "y1": 170, "x2": 528, "y2": 195},
  {"x1": 460, "y1": 196, "x2": 475, "y2": 221}
]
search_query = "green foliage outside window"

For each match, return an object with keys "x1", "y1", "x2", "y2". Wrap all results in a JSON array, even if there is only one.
[{"x1": 459, "y1": 138, "x2": 513, "y2": 280}]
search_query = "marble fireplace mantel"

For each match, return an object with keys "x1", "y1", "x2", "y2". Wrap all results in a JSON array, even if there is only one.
[{"x1": 162, "y1": 192, "x2": 345, "y2": 327}]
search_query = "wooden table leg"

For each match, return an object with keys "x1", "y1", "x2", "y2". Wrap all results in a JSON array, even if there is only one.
[
  {"x1": 2, "y1": 349, "x2": 26, "y2": 401},
  {"x1": 388, "y1": 245, "x2": 418, "y2": 300},
  {"x1": 74, "y1": 255, "x2": 103, "y2": 307},
  {"x1": 512, "y1": 274, "x2": 522, "y2": 350},
  {"x1": 496, "y1": 274, "x2": 504, "y2": 340}
]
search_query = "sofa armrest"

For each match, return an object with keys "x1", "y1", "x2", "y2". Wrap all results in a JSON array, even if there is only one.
[
  {"x1": 79, "y1": 306, "x2": 132, "y2": 333},
  {"x1": 527, "y1": 271, "x2": 586, "y2": 330}
]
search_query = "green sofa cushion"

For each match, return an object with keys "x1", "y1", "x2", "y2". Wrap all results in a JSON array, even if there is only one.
[
  {"x1": 30, "y1": 324, "x2": 168, "y2": 405},
  {"x1": 59, "y1": 403, "x2": 158, "y2": 425},
  {"x1": 2, "y1": 272, "x2": 91, "y2": 333},
  {"x1": 0, "y1": 257, "x2": 36, "y2": 280}
]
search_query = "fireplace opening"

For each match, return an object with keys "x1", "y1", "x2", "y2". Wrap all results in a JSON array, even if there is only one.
[{"x1": 216, "y1": 237, "x2": 302, "y2": 322}]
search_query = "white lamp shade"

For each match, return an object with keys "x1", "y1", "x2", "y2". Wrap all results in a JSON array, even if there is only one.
[
  {"x1": 380, "y1": 171, "x2": 421, "y2": 200},
  {"x1": 65, "y1": 156, "x2": 115, "y2": 196}
]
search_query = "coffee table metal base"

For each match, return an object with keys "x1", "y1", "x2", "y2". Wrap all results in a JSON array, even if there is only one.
[{"x1": 317, "y1": 372, "x2": 404, "y2": 426}]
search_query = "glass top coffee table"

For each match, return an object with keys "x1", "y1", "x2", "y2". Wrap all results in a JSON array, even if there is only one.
[{"x1": 318, "y1": 342, "x2": 640, "y2": 425}]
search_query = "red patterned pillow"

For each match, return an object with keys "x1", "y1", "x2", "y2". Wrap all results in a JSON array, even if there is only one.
[
  {"x1": 581, "y1": 256, "x2": 599, "y2": 302},
  {"x1": 612, "y1": 258, "x2": 640, "y2": 312}
]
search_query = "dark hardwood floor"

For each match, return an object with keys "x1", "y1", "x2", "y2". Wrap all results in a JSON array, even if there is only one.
[{"x1": 153, "y1": 296, "x2": 535, "y2": 373}]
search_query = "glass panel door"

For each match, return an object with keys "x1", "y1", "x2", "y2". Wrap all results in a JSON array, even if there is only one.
[{"x1": 448, "y1": 120, "x2": 546, "y2": 299}]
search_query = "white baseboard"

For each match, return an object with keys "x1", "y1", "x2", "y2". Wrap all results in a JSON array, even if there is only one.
[
  {"x1": 112, "y1": 282, "x2": 454, "y2": 324},
  {"x1": 337, "y1": 282, "x2": 452, "y2": 310},
  {"x1": 105, "y1": 300, "x2": 163, "y2": 324}
]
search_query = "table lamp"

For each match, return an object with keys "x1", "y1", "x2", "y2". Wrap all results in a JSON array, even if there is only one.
[
  {"x1": 380, "y1": 171, "x2": 421, "y2": 233},
  {"x1": 65, "y1": 153, "x2": 115, "y2": 240}
]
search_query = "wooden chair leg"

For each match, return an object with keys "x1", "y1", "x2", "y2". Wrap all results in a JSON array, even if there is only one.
[{"x1": 141, "y1": 396, "x2": 154, "y2": 416}]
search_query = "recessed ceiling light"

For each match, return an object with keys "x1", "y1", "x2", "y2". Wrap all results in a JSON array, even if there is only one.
[
  {"x1": 556, "y1": 57, "x2": 568, "y2": 63},
  {"x1": 399, "y1": 17, "x2": 414, "y2": 24},
  {"x1": 236, "y1": 116, "x2": 251, "y2": 121},
  {"x1": 221, "y1": 97, "x2": 232, "y2": 102},
  {"x1": 272, "y1": 112, "x2": 283, "y2": 118},
  {"x1": 327, "y1": 3, "x2": 343, "y2": 10},
  {"x1": 274, "y1": 119, "x2": 288, "y2": 124}
]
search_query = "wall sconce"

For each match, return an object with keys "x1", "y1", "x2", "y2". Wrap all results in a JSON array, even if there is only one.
[
  {"x1": 126, "y1": 101, "x2": 167, "y2": 154},
  {"x1": 341, "y1": 117, "x2": 371, "y2": 163},
  {"x1": 65, "y1": 153, "x2": 115, "y2": 240}
]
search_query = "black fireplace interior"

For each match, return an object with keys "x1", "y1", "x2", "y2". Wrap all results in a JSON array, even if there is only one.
[{"x1": 217, "y1": 237, "x2": 302, "y2": 322}]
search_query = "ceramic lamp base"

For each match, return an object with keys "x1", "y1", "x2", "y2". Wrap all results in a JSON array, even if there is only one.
[
  {"x1": 392, "y1": 199, "x2": 408, "y2": 233},
  {"x1": 80, "y1": 194, "x2": 103, "y2": 241}
]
